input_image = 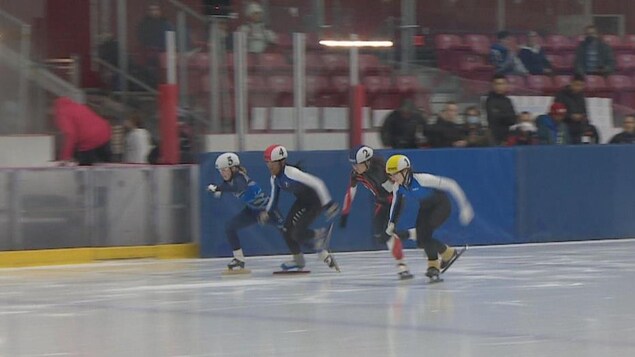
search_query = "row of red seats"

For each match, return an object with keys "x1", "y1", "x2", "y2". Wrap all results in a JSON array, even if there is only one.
[
  {"x1": 160, "y1": 52, "x2": 390, "y2": 76},
  {"x1": 197, "y1": 74, "x2": 428, "y2": 110},
  {"x1": 505, "y1": 74, "x2": 635, "y2": 108},
  {"x1": 435, "y1": 33, "x2": 635, "y2": 73}
]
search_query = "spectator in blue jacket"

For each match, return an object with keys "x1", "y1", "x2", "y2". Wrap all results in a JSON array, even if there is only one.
[
  {"x1": 536, "y1": 102, "x2": 571, "y2": 145},
  {"x1": 490, "y1": 31, "x2": 528, "y2": 76},
  {"x1": 518, "y1": 31, "x2": 552, "y2": 75}
]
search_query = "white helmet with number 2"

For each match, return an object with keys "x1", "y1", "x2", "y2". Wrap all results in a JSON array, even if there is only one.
[{"x1": 215, "y1": 152, "x2": 240, "y2": 170}]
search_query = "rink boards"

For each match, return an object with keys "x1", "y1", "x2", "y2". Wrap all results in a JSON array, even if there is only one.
[{"x1": 201, "y1": 145, "x2": 635, "y2": 258}]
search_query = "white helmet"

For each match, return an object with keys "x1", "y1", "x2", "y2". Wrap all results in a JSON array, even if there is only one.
[
  {"x1": 215, "y1": 152, "x2": 240, "y2": 170},
  {"x1": 264, "y1": 144, "x2": 288, "y2": 162},
  {"x1": 349, "y1": 145, "x2": 374, "y2": 164}
]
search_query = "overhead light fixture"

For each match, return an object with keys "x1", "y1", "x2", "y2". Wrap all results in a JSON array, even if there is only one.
[{"x1": 319, "y1": 40, "x2": 394, "y2": 48}]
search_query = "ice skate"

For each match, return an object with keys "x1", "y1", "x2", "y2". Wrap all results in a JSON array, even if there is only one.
[
  {"x1": 440, "y1": 245, "x2": 467, "y2": 274},
  {"x1": 273, "y1": 255, "x2": 309, "y2": 275},
  {"x1": 222, "y1": 258, "x2": 251, "y2": 275},
  {"x1": 397, "y1": 263, "x2": 413, "y2": 280},
  {"x1": 322, "y1": 252, "x2": 341, "y2": 273},
  {"x1": 425, "y1": 260, "x2": 443, "y2": 283}
]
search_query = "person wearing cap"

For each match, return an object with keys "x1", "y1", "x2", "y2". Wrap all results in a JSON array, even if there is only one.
[
  {"x1": 518, "y1": 31, "x2": 552, "y2": 75},
  {"x1": 536, "y1": 102, "x2": 571, "y2": 145},
  {"x1": 237, "y1": 2, "x2": 277, "y2": 53},
  {"x1": 506, "y1": 111, "x2": 538, "y2": 146},
  {"x1": 490, "y1": 30, "x2": 528, "y2": 76},
  {"x1": 380, "y1": 99, "x2": 428, "y2": 148},
  {"x1": 261, "y1": 144, "x2": 341, "y2": 273}
]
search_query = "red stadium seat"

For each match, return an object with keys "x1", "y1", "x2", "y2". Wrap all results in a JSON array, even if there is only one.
[
  {"x1": 434, "y1": 34, "x2": 469, "y2": 71},
  {"x1": 553, "y1": 75, "x2": 573, "y2": 89},
  {"x1": 321, "y1": 53, "x2": 349, "y2": 75},
  {"x1": 585, "y1": 75, "x2": 610, "y2": 98},
  {"x1": 463, "y1": 34, "x2": 491, "y2": 56},
  {"x1": 544, "y1": 34, "x2": 575, "y2": 54},
  {"x1": 617, "y1": 54, "x2": 635, "y2": 74},
  {"x1": 457, "y1": 54, "x2": 494, "y2": 81},
  {"x1": 267, "y1": 75, "x2": 293, "y2": 106},
  {"x1": 506, "y1": 75, "x2": 529, "y2": 95},
  {"x1": 526, "y1": 75, "x2": 555, "y2": 95},
  {"x1": 256, "y1": 52, "x2": 291, "y2": 73},
  {"x1": 608, "y1": 75, "x2": 635, "y2": 107},
  {"x1": 305, "y1": 75, "x2": 330, "y2": 106}
]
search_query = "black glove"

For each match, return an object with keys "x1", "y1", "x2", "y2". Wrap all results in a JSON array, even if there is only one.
[{"x1": 339, "y1": 214, "x2": 348, "y2": 228}]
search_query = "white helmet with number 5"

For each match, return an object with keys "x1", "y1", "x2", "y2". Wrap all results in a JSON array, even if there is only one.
[{"x1": 215, "y1": 152, "x2": 240, "y2": 170}]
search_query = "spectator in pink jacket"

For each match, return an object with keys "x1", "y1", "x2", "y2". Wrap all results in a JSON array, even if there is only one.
[{"x1": 54, "y1": 97, "x2": 112, "y2": 166}]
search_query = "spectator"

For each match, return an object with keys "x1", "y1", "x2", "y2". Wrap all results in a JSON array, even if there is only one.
[
  {"x1": 123, "y1": 114, "x2": 152, "y2": 164},
  {"x1": 574, "y1": 25, "x2": 615, "y2": 75},
  {"x1": 485, "y1": 74, "x2": 517, "y2": 145},
  {"x1": 53, "y1": 97, "x2": 112, "y2": 166},
  {"x1": 554, "y1": 74, "x2": 588, "y2": 124},
  {"x1": 536, "y1": 102, "x2": 571, "y2": 145},
  {"x1": 609, "y1": 115, "x2": 635, "y2": 144},
  {"x1": 238, "y1": 2, "x2": 277, "y2": 53},
  {"x1": 427, "y1": 102, "x2": 467, "y2": 148},
  {"x1": 380, "y1": 99, "x2": 427, "y2": 149},
  {"x1": 507, "y1": 111, "x2": 538, "y2": 146},
  {"x1": 490, "y1": 31, "x2": 528, "y2": 76},
  {"x1": 463, "y1": 106, "x2": 494, "y2": 147},
  {"x1": 137, "y1": 2, "x2": 173, "y2": 52},
  {"x1": 518, "y1": 31, "x2": 552, "y2": 75},
  {"x1": 568, "y1": 114, "x2": 600, "y2": 144}
]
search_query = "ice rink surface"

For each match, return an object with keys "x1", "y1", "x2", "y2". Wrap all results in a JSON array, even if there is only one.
[{"x1": 1, "y1": 240, "x2": 635, "y2": 357}]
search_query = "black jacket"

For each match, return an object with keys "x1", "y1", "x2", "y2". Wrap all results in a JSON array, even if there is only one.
[
  {"x1": 609, "y1": 131, "x2": 635, "y2": 144},
  {"x1": 485, "y1": 91, "x2": 517, "y2": 144},
  {"x1": 568, "y1": 121, "x2": 600, "y2": 144},
  {"x1": 380, "y1": 110, "x2": 427, "y2": 149},
  {"x1": 427, "y1": 117, "x2": 466, "y2": 148},
  {"x1": 555, "y1": 86, "x2": 587, "y2": 122}
]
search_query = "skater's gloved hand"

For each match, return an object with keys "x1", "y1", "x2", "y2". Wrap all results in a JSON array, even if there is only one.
[
  {"x1": 207, "y1": 184, "x2": 221, "y2": 198},
  {"x1": 323, "y1": 201, "x2": 340, "y2": 222},
  {"x1": 339, "y1": 214, "x2": 348, "y2": 228},
  {"x1": 459, "y1": 204, "x2": 474, "y2": 225},
  {"x1": 385, "y1": 222, "x2": 395, "y2": 236},
  {"x1": 258, "y1": 211, "x2": 269, "y2": 225}
]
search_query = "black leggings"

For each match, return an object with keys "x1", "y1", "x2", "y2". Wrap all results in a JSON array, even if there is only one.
[
  {"x1": 283, "y1": 199, "x2": 322, "y2": 255},
  {"x1": 76, "y1": 141, "x2": 112, "y2": 166},
  {"x1": 225, "y1": 208, "x2": 282, "y2": 251},
  {"x1": 416, "y1": 191, "x2": 451, "y2": 261}
]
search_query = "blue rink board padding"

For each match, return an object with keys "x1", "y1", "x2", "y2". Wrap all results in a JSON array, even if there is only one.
[
  {"x1": 200, "y1": 148, "x2": 516, "y2": 258},
  {"x1": 200, "y1": 145, "x2": 635, "y2": 258}
]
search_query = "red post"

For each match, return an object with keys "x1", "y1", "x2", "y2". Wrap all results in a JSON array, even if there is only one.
[
  {"x1": 159, "y1": 84, "x2": 180, "y2": 164},
  {"x1": 349, "y1": 84, "x2": 365, "y2": 148}
]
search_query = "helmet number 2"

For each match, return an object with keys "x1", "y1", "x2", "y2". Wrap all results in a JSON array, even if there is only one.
[{"x1": 362, "y1": 149, "x2": 370, "y2": 158}]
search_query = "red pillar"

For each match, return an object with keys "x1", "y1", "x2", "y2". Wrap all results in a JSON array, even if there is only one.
[
  {"x1": 350, "y1": 84, "x2": 365, "y2": 148},
  {"x1": 159, "y1": 84, "x2": 180, "y2": 164}
]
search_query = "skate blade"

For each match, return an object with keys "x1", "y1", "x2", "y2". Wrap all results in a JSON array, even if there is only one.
[
  {"x1": 399, "y1": 273, "x2": 414, "y2": 280},
  {"x1": 427, "y1": 276, "x2": 444, "y2": 284},
  {"x1": 273, "y1": 270, "x2": 311, "y2": 275},
  {"x1": 441, "y1": 245, "x2": 468, "y2": 274},
  {"x1": 222, "y1": 268, "x2": 251, "y2": 276}
]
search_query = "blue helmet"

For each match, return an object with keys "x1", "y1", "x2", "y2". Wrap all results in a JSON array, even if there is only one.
[{"x1": 349, "y1": 145, "x2": 374, "y2": 164}]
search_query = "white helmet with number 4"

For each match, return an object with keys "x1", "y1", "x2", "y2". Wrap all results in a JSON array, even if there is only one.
[{"x1": 215, "y1": 152, "x2": 240, "y2": 170}]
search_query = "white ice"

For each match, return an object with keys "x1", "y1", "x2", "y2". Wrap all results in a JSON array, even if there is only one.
[{"x1": 1, "y1": 239, "x2": 635, "y2": 357}]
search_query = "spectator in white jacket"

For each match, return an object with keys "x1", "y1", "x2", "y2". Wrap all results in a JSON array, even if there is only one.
[
  {"x1": 238, "y1": 2, "x2": 277, "y2": 53},
  {"x1": 123, "y1": 114, "x2": 152, "y2": 164}
]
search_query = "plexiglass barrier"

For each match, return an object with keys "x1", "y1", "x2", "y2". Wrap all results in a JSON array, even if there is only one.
[{"x1": 0, "y1": 165, "x2": 198, "y2": 251}]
